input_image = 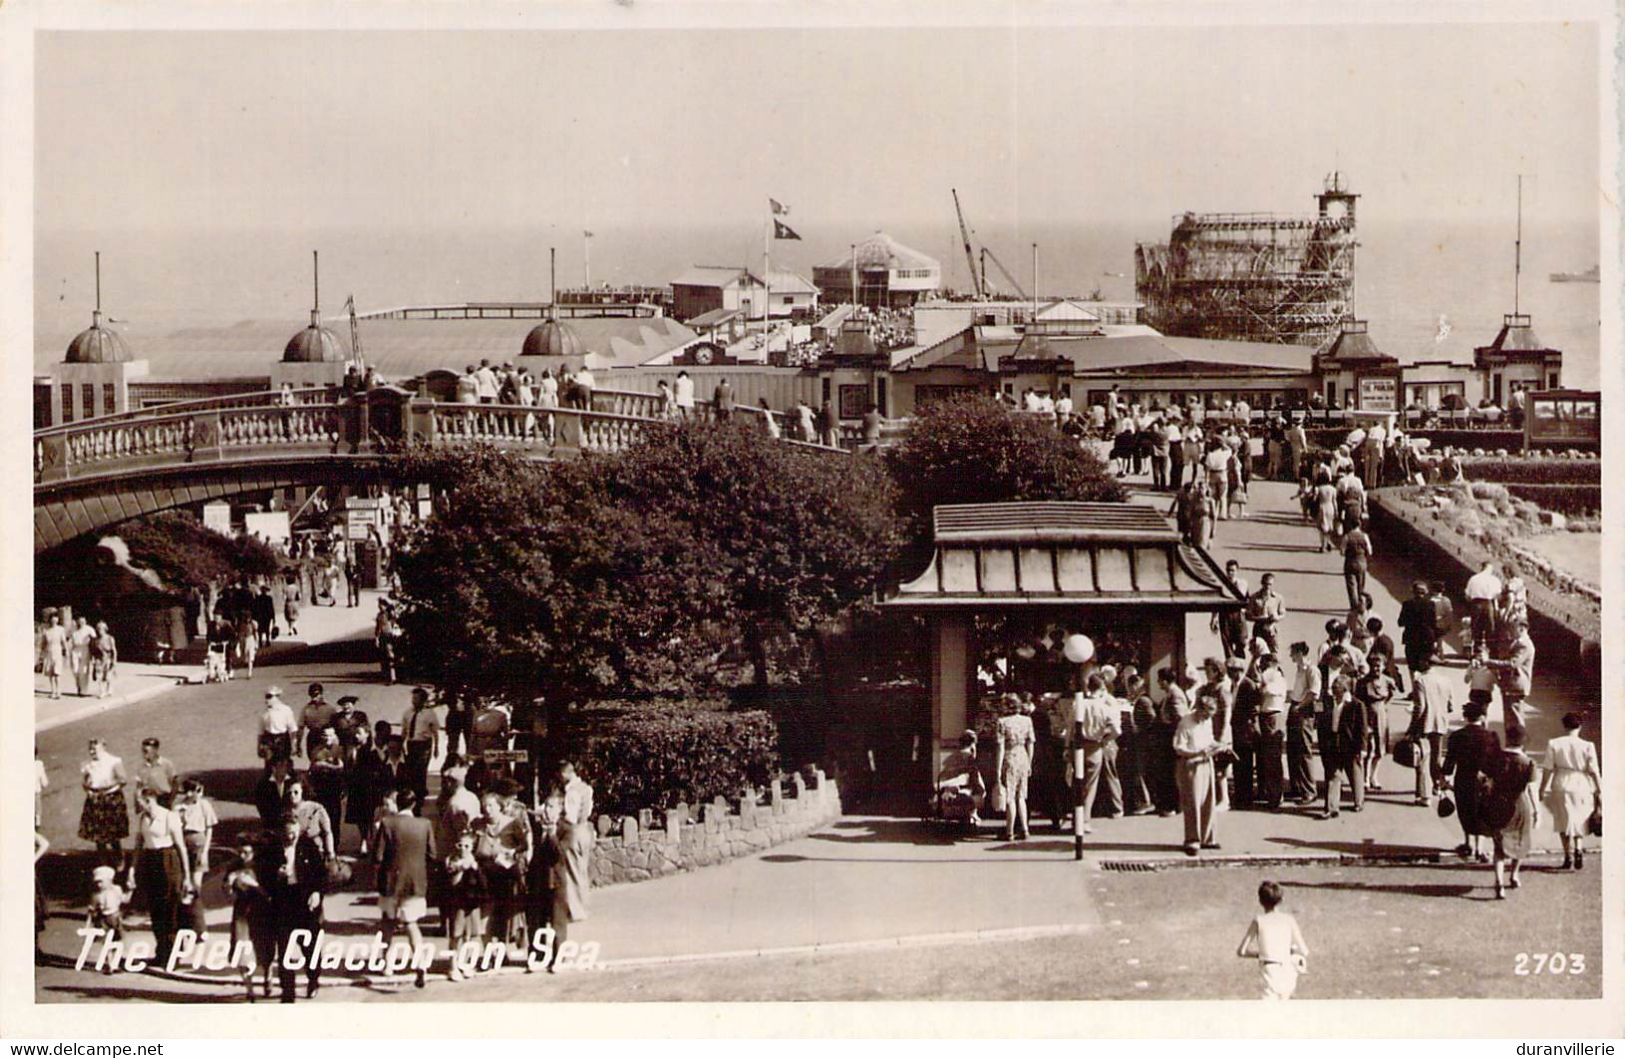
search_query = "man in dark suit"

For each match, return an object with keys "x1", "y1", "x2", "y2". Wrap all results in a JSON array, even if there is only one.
[
  {"x1": 252, "y1": 585, "x2": 277, "y2": 642},
  {"x1": 1317, "y1": 674, "x2": 1368, "y2": 819},
  {"x1": 255, "y1": 755, "x2": 298, "y2": 827},
  {"x1": 1397, "y1": 581, "x2": 1438, "y2": 677},
  {"x1": 374, "y1": 787, "x2": 437, "y2": 989},
  {"x1": 712, "y1": 378, "x2": 735, "y2": 421},
  {"x1": 259, "y1": 816, "x2": 329, "y2": 1002},
  {"x1": 1229, "y1": 658, "x2": 1261, "y2": 807}
]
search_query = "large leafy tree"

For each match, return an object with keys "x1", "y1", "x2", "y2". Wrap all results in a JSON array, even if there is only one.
[
  {"x1": 883, "y1": 395, "x2": 1126, "y2": 572},
  {"x1": 388, "y1": 420, "x2": 905, "y2": 711}
]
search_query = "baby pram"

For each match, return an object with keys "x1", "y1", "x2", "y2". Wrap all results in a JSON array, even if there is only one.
[{"x1": 203, "y1": 641, "x2": 230, "y2": 683}]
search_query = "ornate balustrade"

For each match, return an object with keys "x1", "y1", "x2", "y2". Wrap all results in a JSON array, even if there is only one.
[
  {"x1": 35, "y1": 387, "x2": 861, "y2": 490},
  {"x1": 35, "y1": 387, "x2": 337, "y2": 436}
]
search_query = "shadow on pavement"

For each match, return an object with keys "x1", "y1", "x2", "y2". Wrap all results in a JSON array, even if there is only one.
[
  {"x1": 1267, "y1": 836, "x2": 1441, "y2": 857},
  {"x1": 1280, "y1": 878, "x2": 1477, "y2": 899}
]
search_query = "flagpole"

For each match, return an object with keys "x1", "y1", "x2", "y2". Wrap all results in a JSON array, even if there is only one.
[
  {"x1": 764, "y1": 204, "x2": 772, "y2": 334},
  {"x1": 584, "y1": 232, "x2": 592, "y2": 291}
]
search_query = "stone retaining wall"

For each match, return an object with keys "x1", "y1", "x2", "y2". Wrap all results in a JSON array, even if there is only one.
[
  {"x1": 588, "y1": 769, "x2": 842, "y2": 887},
  {"x1": 1367, "y1": 489, "x2": 1599, "y2": 693}
]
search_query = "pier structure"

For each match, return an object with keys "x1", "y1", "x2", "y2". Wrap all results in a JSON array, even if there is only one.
[{"x1": 1134, "y1": 173, "x2": 1359, "y2": 350}]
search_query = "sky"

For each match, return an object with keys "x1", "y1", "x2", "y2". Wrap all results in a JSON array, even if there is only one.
[{"x1": 34, "y1": 21, "x2": 1602, "y2": 238}]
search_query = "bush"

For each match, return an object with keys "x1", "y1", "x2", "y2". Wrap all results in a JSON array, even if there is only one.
[
  {"x1": 1503, "y1": 484, "x2": 1603, "y2": 517},
  {"x1": 572, "y1": 700, "x2": 781, "y2": 818},
  {"x1": 886, "y1": 395, "x2": 1126, "y2": 545},
  {"x1": 1460, "y1": 459, "x2": 1600, "y2": 485},
  {"x1": 114, "y1": 511, "x2": 282, "y2": 590}
]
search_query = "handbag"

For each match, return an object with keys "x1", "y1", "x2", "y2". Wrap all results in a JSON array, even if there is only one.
[
  {"x1": 990, "y1": 781, "x2": 1006, "y2": 814},
  {"x1": 1587, "y1": 806, "x2": 1602, "y2": 837},
  {"x1": 1391, "y1": 736, "x2": 1417, "y2": 770}
]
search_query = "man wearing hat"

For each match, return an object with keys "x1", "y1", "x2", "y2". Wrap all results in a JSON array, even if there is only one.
[
  {"x1": 259, "y1": 687, "x2": 298, "y2": 765},
  {"x1": 299, "y1": 683, "x2": 336, "y2": 761}
]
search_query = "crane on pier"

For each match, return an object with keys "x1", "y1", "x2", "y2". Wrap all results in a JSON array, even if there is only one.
[
  {"x1": 345, "y1": 294, "x2": 365, "y2": 370},
  {"x1": 980, "y1": 246, "x2": 1029, "y2": 301},
  {"x1": 951, "y1": 189, "x2": 984, "y2": 298}
]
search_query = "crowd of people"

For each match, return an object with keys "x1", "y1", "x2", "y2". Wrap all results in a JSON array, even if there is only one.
[
  {"x1": 35, "y1": 611, "x2": 118, "y2": 700},
  {"x1": 933, "y1": 413, "x2": 1600, "y2": 883},
  {"x1": 53, "y1": 682, "x2": 598, "y2": 1000}
]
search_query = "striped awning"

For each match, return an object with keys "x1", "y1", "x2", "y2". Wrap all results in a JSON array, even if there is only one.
[{"x1": 886, "y1": 501, "x2": 1243, "y2": 611}]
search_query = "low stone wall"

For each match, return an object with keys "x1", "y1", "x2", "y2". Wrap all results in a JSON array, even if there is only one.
[
  {"x1": 588, "y1": 769, "x2": 842, "y2": 887},
  {"x1": 1367, "y1": 489, "x2": 1599, "y2": 693}
]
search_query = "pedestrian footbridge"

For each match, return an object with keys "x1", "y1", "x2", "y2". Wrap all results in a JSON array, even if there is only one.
[{"x1": 33, "y1": 385, "x2": 843, "y2": 553}]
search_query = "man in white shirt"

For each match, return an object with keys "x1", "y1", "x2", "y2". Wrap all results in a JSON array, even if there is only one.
[
  {"x1": 1173, "y1": 692, "x2": 1221, "y2": 855},
  {"x1": 1255, "y1": 656, "x2": 1289, "y2": 808},
  {"x1": 1074, "y1": 675, "x2": 1124, "y2": 831},
  {"x1": 259, "y1": 686, "x2": 298, "y2": 763},
  {"x1": 1055, "y1": 393, "x2": 1074, "y2": 420},
  {"x1": 574, "y1": 366, "x2": 596, "y2": 410},
  {"x1": 673, "y1": 371, "x2": 695, "y2": 417},
  {"x1": 473, "y1": 359, "x2": 499, "y2": 404},
  {"x1": 1463, "y1": 561, "x2": 1503, "y2": 653}
]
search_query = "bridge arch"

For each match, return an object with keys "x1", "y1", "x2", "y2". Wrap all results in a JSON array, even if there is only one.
[{"x1": 34, "y1": 385, "x2": 849, "y2": 553}]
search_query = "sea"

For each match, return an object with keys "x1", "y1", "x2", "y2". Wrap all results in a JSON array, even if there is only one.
[{"x1": 32, "y1": 218, "x2": 1602, "y2": 388}]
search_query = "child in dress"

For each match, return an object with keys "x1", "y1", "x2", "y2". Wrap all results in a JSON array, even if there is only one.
[
  {"x1": 1236, "y1": 880, "x2": 1309, "y2": 999},
  {"x1": 443, "y1": 832, "x2": 488, "y2": 981},
  {"x1": 225, "y1": 844, "x2": 275, "y2": 1001},
  {"x1": 86, "y1": 865, "x2": 129, "y2": 975}
]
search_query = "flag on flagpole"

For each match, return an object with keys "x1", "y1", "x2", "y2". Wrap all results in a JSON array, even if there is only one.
[
  {"x1": 769, "y1": 198, "x2": 790, "y2": 216},
  {"x1": 583, "y1": 230, "x2": 594, "y2": 239},
  {"x1": 773, "y1": 219, "x2": 801, "y2": 241}
]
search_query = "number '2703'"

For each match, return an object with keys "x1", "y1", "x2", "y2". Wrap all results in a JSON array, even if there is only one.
[{"x1": 1515, "y1": 953, "x2": 1587, "y2": 975}]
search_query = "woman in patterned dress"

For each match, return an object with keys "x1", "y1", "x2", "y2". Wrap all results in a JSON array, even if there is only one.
[{"x1": 78, "y1": 738, "x2": 129, "y2": 867}]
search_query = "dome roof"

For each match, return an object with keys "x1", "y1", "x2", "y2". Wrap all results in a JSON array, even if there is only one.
[
  {"x1": 521, "y1": 318, "x2": 585, "y2": 359},
  {"x1": 64, "y1": 312, "x2": 131, "y2": 364},
  {"x1": 283, "y1": 311, "x2": 347, "y2": 363}
]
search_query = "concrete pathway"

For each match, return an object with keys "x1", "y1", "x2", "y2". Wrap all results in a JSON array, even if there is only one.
[
  {"x1": 33, "y1": 476, "x2": 1599, "y2": 1001},
  {"x1": 35, "y1": 591, "x2": 386, "y2": 733}
]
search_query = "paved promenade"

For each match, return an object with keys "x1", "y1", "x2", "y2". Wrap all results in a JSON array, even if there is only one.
[{"x1": 34, "y1": 475, "x2": 1597, "y2": 1001}]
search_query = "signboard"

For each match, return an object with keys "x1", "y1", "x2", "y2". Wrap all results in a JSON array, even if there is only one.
[
  {"x1": 1358, "y1": 377, "x2": 1397, "y2": 412},
  {"x1": 1527, "y1": 391, "x2": 1601, "y2": 447},
  {"x1": 244, "y1": 511, "x2": 291, "y2": 545},
  {"x1": 345, "y1": 507, "x2": 378, "y2": 542},
  {"x1": 481, "y1": 749, "x2": 529, "y2": 764},
  {"x1": 202, "y1": 501, "x2": 232, "y2": 535}
]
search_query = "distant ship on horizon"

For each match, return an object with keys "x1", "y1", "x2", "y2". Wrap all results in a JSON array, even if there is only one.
[{"x1": 1549, "y1": 264, "x2": 1599, "y2": 283}]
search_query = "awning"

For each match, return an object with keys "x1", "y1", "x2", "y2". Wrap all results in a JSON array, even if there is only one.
[{"x1": 885, "y1": 501, "x2": 1244, "y2": 611}]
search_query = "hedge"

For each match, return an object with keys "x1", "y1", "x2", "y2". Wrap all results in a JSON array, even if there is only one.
[
  {"x1": 1503, "y1": 484, "x2": 1603, "y2": 516},
  {"x1": 572, "y1": 700, "x2": 780, "y2": 819},
  {"x1": 1461, "y1": 458, "x2": 1601, "y2": 485}
]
